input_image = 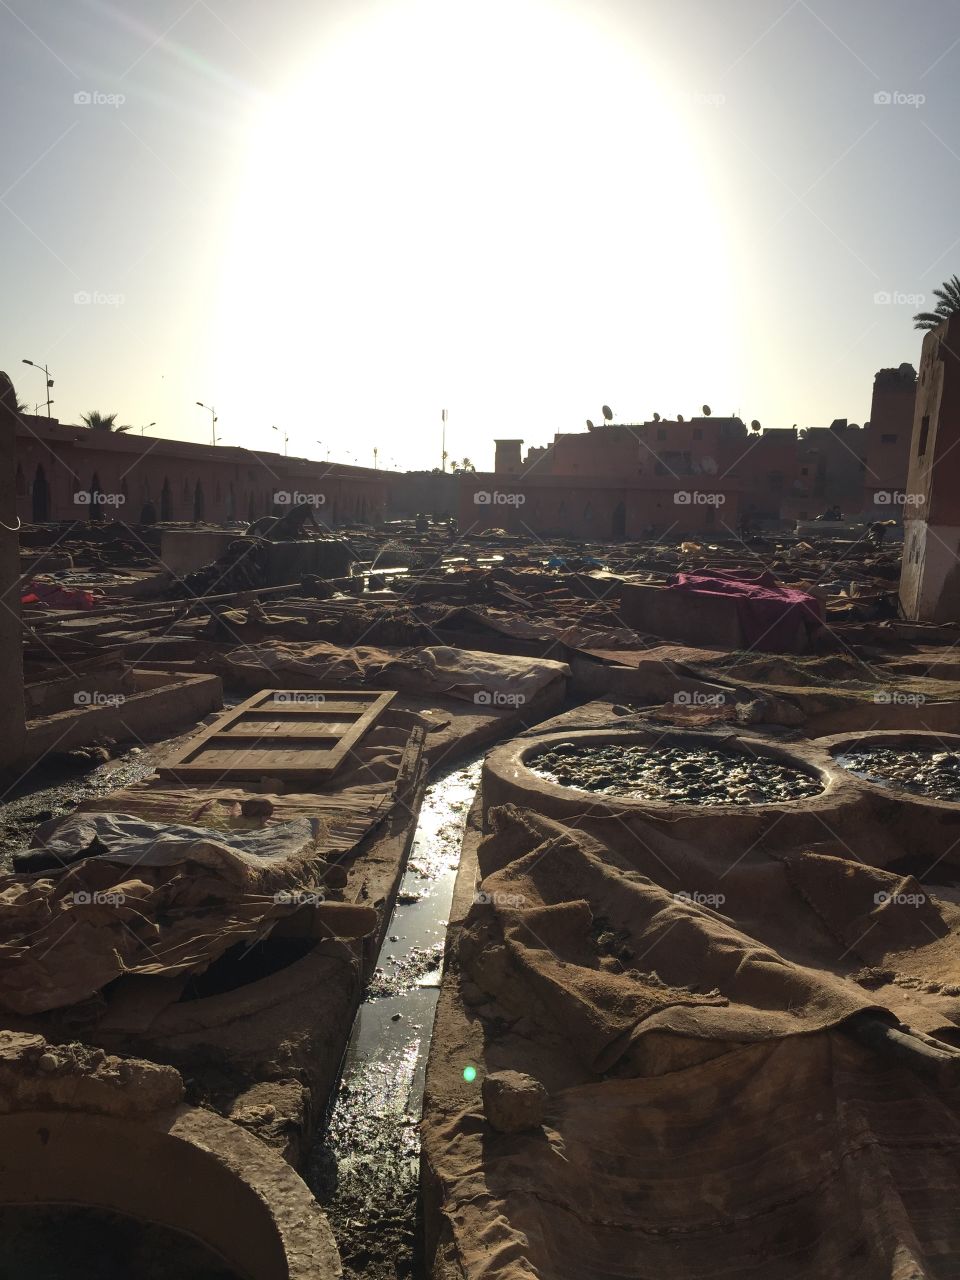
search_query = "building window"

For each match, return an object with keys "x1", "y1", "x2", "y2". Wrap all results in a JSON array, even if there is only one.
[
  {"x1": 881, "y1": 433, "x2": 897, "y2": 444},
  {"x1": 918, "y1": 415, "x2": 930, "y2": 457}
]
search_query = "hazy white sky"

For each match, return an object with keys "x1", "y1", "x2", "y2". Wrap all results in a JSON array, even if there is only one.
[{"x1": 2, "y1": 0, "x2": 959, "y2": 469}]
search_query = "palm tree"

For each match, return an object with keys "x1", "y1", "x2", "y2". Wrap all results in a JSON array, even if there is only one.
[
  {"x1": 81, "y1": 410, "x2": 118, "y2": 431},
  {"x1": 914, "y1": 275, "x2": 960, "y2": 330}
]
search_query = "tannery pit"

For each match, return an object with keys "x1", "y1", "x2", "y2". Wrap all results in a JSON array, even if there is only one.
[{"x1": 528, "y1": 741, "x2": 824, "y2": 805}]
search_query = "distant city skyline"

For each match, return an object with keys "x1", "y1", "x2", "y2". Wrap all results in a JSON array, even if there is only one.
[{"x1": 3, "y1": 0, "x2": 959, "y2": 470}]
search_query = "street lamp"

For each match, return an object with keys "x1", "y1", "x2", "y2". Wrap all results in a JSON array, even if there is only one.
[
  {"x1": 22, "y1": 359, "x2": 54, "y2": 418},
  {"x1": 315, "y1": 440, "x2": 330, "y2": 461},
  {"x1": 271, "y1": 425, "x2": 288, "y2": 456},
  {"x1": 196, "y1": 401, "x2": 217, "y2": 446},
  {"x1": 140, "y1": 421, "x2": 156, "y2": 437}
]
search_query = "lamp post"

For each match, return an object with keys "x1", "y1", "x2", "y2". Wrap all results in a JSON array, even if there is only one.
[
  {"x1": 315, "y1": 440, "x2": 330, "y2": 461},
  {"x1": 271, "y1": 425, "x2": 288, "y2": 456},
  {"x1": 21, "y1": 360, "x2": 54, "y2": 418},
  {"x1": 196, "y1": 401, "x2": 217, "y2": 446},
  {"x1": 140, "y1": 421, "x2": 156, "y2": 437}
]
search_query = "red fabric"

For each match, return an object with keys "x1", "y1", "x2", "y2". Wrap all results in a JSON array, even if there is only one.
[
  {"x1": 666, "y1": 569, "x2": 824, "y2": 652},
  {"x1": 21, "y1": 579, "x2": 101, "y2": 610}
]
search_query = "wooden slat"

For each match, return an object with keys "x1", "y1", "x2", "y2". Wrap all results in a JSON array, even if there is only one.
[{"x1": 158, "y1": 689, "x2": 396, "y2": 782}]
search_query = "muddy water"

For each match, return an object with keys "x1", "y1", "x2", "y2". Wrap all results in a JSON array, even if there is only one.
[
  {"x1": 309, "y1": 757, "x2": 482, "y2": 1280},
  {"x1": 836, "y1": 746, "x2": 960, "y2": 801},
  {"x1": 530, "y1": 742, "x2": 822, "y2": 805}
]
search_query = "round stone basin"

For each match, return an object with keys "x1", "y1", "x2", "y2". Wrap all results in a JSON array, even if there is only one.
[
  {"x1": 527, "y1": 740, "x2": 824, "y2": 806},
  {"x1": 835, "y1": 743, "x2": 960, "y2": 802}
]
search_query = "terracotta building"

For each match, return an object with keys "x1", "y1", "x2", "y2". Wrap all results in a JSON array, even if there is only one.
[
  {"x1": 469, "y1": 361, "x2": 920, "y2": 539},
  {"x1": 462, "y1": 422, "x2": 743, "y2": 538},
  {"x1": 864, "y1": 363, "x2": 918, "y2": 509},
  {"x1": 14, "y1": 417, "x2": 393, "y2": 528}
]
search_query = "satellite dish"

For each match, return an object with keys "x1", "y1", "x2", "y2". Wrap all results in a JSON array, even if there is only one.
[
  {"x1": 750, "y1": 419, "x2": 761, "y2": 432},
  {"x1": 652, "y1": 412, "x2": 660, "y2": 422},
  {"x1": 601, "y1": 405, "x2": 613, "y2": 421},
  {"x1": 586, "y1": 419, "x2": 595, "y2": 430},
  {"x1": 677, "y1": 414, "x2": 684, "y2": 423},
  {"x1": 702, "y1": 404, "x2": 711, "y2": 416}
]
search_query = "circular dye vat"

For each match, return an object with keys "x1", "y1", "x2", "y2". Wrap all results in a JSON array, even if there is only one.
[
  {"x1": 528, "y1": 742, "x2": 823, "y2": 806},
  {"x1": 836, "y1": 746, "x2": 960, "y2": 802}
]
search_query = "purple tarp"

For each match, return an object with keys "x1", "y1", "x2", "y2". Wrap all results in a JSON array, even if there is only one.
[{"x1": 665, "y1": 569, "x2": 824, "y2": 652}]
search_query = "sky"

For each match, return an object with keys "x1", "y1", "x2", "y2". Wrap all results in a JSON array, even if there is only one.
[{"x1": 2, "y1": 0, "x2": 959, "y2": 471}]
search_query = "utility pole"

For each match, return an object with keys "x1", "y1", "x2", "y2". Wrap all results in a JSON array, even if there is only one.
[
  {"x1": 196, "y1": 401, "x2": 217, "y2": 446},
  {"x1": 441, "y1": 407, "x2": 447, "y2": 472},
  {"x1": 22, "y1": 360, "x2": 54, "y2": 418}
]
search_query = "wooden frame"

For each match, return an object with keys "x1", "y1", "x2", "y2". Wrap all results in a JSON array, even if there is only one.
[{"x1": 158, "y1": 689, "x2": 396, "y2": 783}]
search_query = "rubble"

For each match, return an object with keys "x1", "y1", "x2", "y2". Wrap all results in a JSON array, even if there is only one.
[
  {"x1": 481, "y1": 1070, "x2": 548, "y2": 1132},
  {"x1": 8, "y1": 508, "x2": 960, "y2": 1280}
]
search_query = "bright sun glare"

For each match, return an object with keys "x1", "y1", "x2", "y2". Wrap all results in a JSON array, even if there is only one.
[{"x1": 213, "y1": 0, "x2": 737, "y2": 467}]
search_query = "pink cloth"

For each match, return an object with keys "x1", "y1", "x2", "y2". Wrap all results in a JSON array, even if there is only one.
[{"x1": 666, "y1": 569, "x2": 823, "y2": 652}]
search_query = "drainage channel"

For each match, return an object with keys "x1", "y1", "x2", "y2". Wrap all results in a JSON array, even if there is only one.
[{"x1": 309, "y1": 756, "x2": 483, "y2": 1280}]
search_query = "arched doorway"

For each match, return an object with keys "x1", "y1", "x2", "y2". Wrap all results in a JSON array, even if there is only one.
[
  {"x1": 89, "y1": 472, "x2": 103, "y2": 522},
  {"x1": 611, "y1": 501, "x2": 626, "y2": 539},
  {"x1": 227, "y1": 481, "x2": 236, "y2": 520},
  {"x1": 139, "y1": 501, "x2": 157, "y2": 524},
  {"x1": 193, "y1": 481, "x2": 205, "y2": 522},
  {"x1": 160, "y1": 478, "x2": 172, "y2": 521},
  {"x1": 31, "y1": 465, "x2": 49, "y2": 522}
]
